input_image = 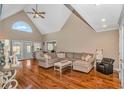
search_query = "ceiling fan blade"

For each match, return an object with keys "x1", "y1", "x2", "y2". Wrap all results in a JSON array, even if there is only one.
[
  {"x1": 32, "y1": 8, "x2": 37, "y2": 13},
  {"x1": 33, "y1": 15, "x2": 36, "y2": 18},
  {"x1": 39, "y1": 12, "x2": 45, "y2": 14},
  {"x1": 39, "y1": 14, "x2": 45, "y2": 18},
  {"x1": 31, "y1": 7, "x2": 45, "y2": 19},
  {"x1": 26, "y1": 12, "x2": 34, "y2": 14}
]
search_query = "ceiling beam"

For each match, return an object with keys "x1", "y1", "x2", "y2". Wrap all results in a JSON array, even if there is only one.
[{"x1": 64, "y1": 4, "x2": 95, "y2": 31}]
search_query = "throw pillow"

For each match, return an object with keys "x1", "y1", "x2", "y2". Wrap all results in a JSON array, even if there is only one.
[
  {"x1": 81, "y1": 56, "x2": 85, "y2": 61},
  {"x1": 44, "y1": 54, "x2": 51, "y2": 59},
  {"x1": 66, "y1": 52, "x2": 74, "y2": 59},
  {"x1": 39, "y1": 51, "x2": 44, "y2": 57},
  {"x1": 57, "y1": 53, "x2": 65, "y2": 58},
  {"x1": 74, "y1": 53, "x2": 82, "y2": 59},
  {"x1": 49, "y1": 53, "x2": 56, "y2": 58},
  {"x1": 85, "y1": 55, "x2": 92, "y2": 61}
]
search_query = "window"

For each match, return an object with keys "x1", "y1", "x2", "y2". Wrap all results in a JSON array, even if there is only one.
[
  {"x1": 12, "y1": 41, "x2": 22, "y2": 55},
  {"x1": 47, "y1": 43, "x2": 54, "y2": 51},
  {"x1": 34, "y1": 42, "x2": 42, "y2": 51},
  {"x1": 27, "y1": 45, "x2": 31, "y2": 53},
  {"x1": 12, "y1": 21, "x2": 32, "y2": 32},
  {"x1": 13, "y1": 46, "x2": 21, "y2": 55},
  {"x1": 47, "y1": 41, "x2": 56, "y2": 51}
]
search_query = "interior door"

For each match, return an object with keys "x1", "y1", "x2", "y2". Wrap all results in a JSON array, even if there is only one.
[
  {"x1": 23, "y1": 41, "x2": 32, "y2": 59},
  {"x1": 119, "y1": 24, "x2": 124, "y2": 88}
]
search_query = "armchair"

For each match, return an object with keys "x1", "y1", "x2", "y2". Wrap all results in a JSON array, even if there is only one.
[{"x1": 96, "y1": 58, "x2": 114, "y2": 75}]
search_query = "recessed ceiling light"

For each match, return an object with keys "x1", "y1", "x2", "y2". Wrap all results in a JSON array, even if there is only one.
[
  {"x1": 102, "y1": 24, "x2": 107, "y2": 28},
  {"x1": 101, "y1": 18, "x2": 106, "y2": 22}
]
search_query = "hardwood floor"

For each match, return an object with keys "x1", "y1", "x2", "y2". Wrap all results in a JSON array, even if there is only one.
[{"x1": 16, "y1": 59, "x2": 121, "y2": 89}]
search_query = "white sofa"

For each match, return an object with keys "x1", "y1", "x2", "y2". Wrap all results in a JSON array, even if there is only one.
[
  {"x1": 35, "y1": 51, "x2": 63, "y2": 68},
  {"x1": 73, "y1": 57, "x2": 94, "y2": 73},
  {"x1": 35, "y1": 51, "x2": 95, "y2": 73},
  {"x1": 58, "y1": 52, "x2": 95, "y2": 73}
]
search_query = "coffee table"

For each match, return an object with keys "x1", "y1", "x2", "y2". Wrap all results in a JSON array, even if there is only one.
[{"x1": 54, "y1": 60, "x2": 72, "y2": 75}]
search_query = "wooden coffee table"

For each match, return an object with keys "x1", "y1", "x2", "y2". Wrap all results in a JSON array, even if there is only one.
[{"x1": 54, "y1": 60, "x2": 72, "y2": 75}]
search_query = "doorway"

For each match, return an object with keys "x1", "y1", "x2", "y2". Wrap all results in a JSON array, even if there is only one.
[
  {"x1": 12, "y1": 40, "x2": 23, "y2": 59},
  {"x1": 12, "y1": 40, "x2": 33, "y2": 60},
  {"x1": 23, "y1": 41, "x2": 33, "y2": 59}
]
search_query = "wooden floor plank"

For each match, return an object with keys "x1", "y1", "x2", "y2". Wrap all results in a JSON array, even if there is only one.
[{"x1": 16, "y1": 59, "x2": 121, "y2": 89}]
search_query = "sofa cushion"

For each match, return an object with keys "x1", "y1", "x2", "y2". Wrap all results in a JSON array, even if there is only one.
[
  {"x1": 81, "y1": 56, "x2": 85, "y2": 61},
  {"x1": 73, "y1": 60, "x2": 92, "y2": 67},
  {"x1": 44, "y1": 54, "x2": 51, "y2": 59},
  {"x1": 47, "y1": 53, "x2": 57, "y2": 59},
  {"x1": 36, "y1": 56, "x2": 46, "y2": 62},
  {"x1": 66, "y1": 52, "x2": 74, "y2": 59},
  {"x1": 57, "y1": 52, "x2": 65, "y2": 58},
  {"x1": 73, "y1": 53, "x2": 82, "y2": 59},
  {"x1": 35, "y1": 50, "x2": 44, "y2": 56},
  {"x1": 82, "y1": 52, "x2": 93, "y2": 58},
  {"x1": 48, "y1": 58, "x2": 61, "y2": 63},
  {"x1": 85, "y1": 55, "x2": 92, "y2": 61},
  {"x1": 36, "y1": 52, "x2": 43, "y2": 59},
  {"x1": 88, "y1": 58, "x2": 94, "y2": 63}
]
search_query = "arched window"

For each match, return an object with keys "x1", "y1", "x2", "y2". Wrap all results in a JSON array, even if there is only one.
[{"x1": 12, "y1": 21, "x2": 32, "y2": 32}]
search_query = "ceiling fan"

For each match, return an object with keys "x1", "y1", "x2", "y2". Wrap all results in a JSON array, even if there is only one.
[{"x1": 26, "y1": 4, "x2": 45, "y2": 18}]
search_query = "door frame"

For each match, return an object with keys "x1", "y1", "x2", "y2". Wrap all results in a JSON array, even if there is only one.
[
  {"x1": 119, "y1": 23, "x2": 124, "y2": 88},
  {"x1": 11, "y1": 40, "x2": 23, "y2": 59},
  {"x1": 22, "y1": 41, "x2": 33, "y2": 59}
]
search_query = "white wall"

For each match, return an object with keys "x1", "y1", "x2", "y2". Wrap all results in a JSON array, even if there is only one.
[{"x1": 44, "y1": 14, "x2": 119, "y2": 70}]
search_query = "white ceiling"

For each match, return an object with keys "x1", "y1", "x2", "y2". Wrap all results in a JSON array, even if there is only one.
[
  {"x1": 1, "y1": 4, "x2": 26, "y2": 20},
  {"x1": 0, "y1": 4, "x2": 123, "y2": 34},
  {"x1": 24, "y1": 4, "x2": 71, "y2": 34},
  {"x1": 71, "y1": 4, "x2": 123, "y2": 32},
  {"x1": 0, "y1": 4, "x2": 71, "y2": 34}
]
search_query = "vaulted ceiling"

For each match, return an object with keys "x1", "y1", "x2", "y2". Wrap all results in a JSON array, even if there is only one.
[
  {"x1": 71, "y1": 4, "x2": 123, "y2": 32},
  {"x1": 0, "y1": 4, "x2": 123, "y2": 34},
  {"x1": 0, "y1": 4, "x2": 71, "y2": 34},
  {"x1": 0, "y1": 4, "x2": 26, "y2": 20},
  {"x1": 24, "y1": 4, "x2": 71, "y2": 34}
]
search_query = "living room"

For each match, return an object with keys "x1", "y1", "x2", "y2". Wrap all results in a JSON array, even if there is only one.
[{"x1": 0, "y1": 2, "x2": 124, "y2": 92}]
